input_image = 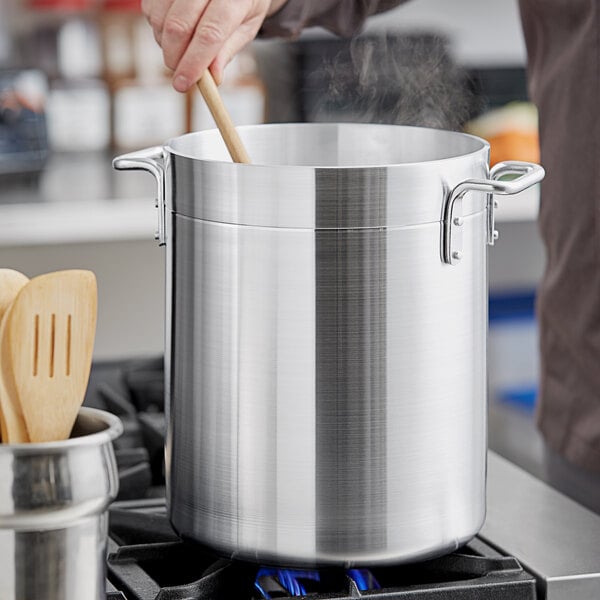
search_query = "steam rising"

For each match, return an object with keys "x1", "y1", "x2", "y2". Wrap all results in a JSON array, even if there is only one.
[{"x1": 305, "y1": 34, "x2": 478, "y2": 130}]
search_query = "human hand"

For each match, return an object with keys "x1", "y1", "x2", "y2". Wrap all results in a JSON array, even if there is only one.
[{"x1": 142, "y1": 0, "x2": 288, "y2": 92}]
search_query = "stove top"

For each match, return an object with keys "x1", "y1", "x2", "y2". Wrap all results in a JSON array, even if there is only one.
[
  {"x1": 105, "y1": 499, "x2": 536, "y2": 600},
  {"x1": 86, "y1": 357, "x2": 600, "y2": 600},
  {"x1": 84, "y1": 357, "x2": 166, "y2": 501}
]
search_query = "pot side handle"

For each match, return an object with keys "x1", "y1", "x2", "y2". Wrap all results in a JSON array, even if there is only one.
[
  {"x1": 442, "y1": 161, "x2": 545, "y2": 266},
  {"x1": 113, "y1": 147, "x2": 167, "y2": 246}
]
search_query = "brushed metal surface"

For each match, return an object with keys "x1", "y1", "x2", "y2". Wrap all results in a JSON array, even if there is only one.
[
  {"x1": 114, "y1": 124, "x2": 542, "y2": 566},
  {"x1": 167, "y1": 212, "x2": 488, "y2": 566},
  {"x1": 0, "y1": 408, "x2": 122, "y2": 600},
  {"x1": 483, "y1": 452, "x2": 600, "y2": 600},
  {"x1": 164, "y1": 123, "x2": 491, "y2": 229}
]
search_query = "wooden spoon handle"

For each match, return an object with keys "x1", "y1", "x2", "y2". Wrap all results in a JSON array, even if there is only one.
[{"x1": 197, "y1": 70, "x2": 251, "y2": 164}]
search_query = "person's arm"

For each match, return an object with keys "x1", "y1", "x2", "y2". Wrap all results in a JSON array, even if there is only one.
[{"x1": 261, "y1": 0, "x2": 409, "y2": 38}]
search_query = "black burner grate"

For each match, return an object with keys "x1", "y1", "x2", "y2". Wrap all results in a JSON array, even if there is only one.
[
  {"x1": 106, "y1": 499, "x2": 537, "y2": 600},
  {"x1": 84, "y1": 358, "x2": 167, "y2": 501}
]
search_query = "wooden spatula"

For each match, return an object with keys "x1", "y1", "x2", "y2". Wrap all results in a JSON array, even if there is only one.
[
  {"x1": 1, "y1": 270, "x2": 97, "y2": 443},
  {"x1": 0, "y1": 269, "x2": 30, "y2": 443}
]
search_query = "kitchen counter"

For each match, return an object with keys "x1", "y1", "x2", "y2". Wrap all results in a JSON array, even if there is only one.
[
  {"x1": 483, "y1": 451, "x2": 600, "y2": 599},
  {"x1": 0, "y1": 152, "x2": 156, "y2": 246},
  {"x1": 0, "y1": 151, "x2": 540, "y2": 247}
]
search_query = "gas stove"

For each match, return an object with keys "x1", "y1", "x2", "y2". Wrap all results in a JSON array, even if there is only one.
[
  {"x1": 85, "y1": 358, "x2": 600, "y2": 600},
  {"x1": 105, "y1": 499, "x2": 535, "y2": 600}
]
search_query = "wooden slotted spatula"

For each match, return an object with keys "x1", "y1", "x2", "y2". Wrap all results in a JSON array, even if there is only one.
[
  {"x1": 1, "y1": 270, "x2": 97, "y2": 443},
  {"x1": 0, "y1": 269, "x2": 30, "y2": 443}
]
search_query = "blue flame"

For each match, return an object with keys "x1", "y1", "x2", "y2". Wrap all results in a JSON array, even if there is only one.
[
  {"x1": 253, "y1": 567, "x2": 381, "y2": 597},
  {"x1": 347, "y1": 569, "x2": 381, "y2": 591},
  {"x1": 254, "y1": 568, "x2": 320, "y2": 598}
]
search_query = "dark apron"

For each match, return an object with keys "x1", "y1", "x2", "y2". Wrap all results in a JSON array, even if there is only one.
[{"x1": 520, "y1": 0, "x2": 600, "y2": 471}]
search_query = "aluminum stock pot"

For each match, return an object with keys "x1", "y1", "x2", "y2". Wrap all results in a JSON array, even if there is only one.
[{"x1": 114, "y1": 123, "x2": 544, "y2": 566}]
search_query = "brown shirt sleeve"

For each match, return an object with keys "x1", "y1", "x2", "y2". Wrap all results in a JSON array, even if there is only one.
[{"x1": 261, "y1": 0, "x2": 409, "y2": 38}]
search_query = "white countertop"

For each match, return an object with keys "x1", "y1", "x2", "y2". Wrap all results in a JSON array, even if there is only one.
[
  {"x1": 0, "y1": 197, "x2": 157, "y2": 246},
  {"x1": 0, "y1": 152, "x2": 156, "y2": 247}
]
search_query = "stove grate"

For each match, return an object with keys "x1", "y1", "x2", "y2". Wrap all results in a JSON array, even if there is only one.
[{"x1": 106, "y1": 500, "x2": 538, "y2": 600}]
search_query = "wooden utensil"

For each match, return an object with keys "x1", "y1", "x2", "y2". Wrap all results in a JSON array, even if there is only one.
[
  {"x1": 197, "y1": 69, "x2": 251, "y2": 164},
  {"x1": 0, "y1": 269, "x2": 29, "y2": 322},
  {"x1": 1, "y1": 270, "x2": 97, "y2": 443},
  {"x1": 0, "y1": 269, "x2": 30, "y2": 443}
]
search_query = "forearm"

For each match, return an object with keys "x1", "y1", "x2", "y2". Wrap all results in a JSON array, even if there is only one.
[{"x1": 261, "y1": 0, "x2": 409, "y2": 38}]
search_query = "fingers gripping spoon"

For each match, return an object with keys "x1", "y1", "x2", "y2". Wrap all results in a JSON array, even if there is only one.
[
  {"x1": 2, "y1": 270, "x2": 97, "y2": 443},
  {"x1": 0, "y1": 269, "x2": 30, "y2": 442}
]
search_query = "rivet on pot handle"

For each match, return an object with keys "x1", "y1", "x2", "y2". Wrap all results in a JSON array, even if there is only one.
[
  {"x1": 113, "y1": 147, "x2": 167, "y2": 246},
  {"x1": 442, "y1": 161, "x2": 545, "y2": 265}
]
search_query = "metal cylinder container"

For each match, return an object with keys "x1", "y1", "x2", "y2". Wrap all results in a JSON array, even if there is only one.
[
  {"x1": 114, "y1": 123, "x2": 544, "y2": 566},
  {"x1": 0, "y1": 407, "x2": 122, "y2": 599}
]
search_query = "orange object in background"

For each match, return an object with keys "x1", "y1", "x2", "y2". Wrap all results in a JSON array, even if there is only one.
[
  {"x1": 488, "y1": 130, "x2": 540, "y2": 166},
  {"x1": 465, "y1": 102, "x2": 540, "y2": 166}
]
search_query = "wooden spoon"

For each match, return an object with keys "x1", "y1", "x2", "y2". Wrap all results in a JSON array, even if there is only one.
[
  {"x1": 1, "y1": 270, "x2": 97, "y2": 443},
  {"x1": 197, "y1": 69, "x2": 251, "y2": 164},
  {"x1": 0, "y1": 269, "x2": 30, "y2": 443}
]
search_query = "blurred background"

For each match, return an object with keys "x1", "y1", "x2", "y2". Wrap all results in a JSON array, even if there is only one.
[{"x1": 0, "y1": 0, "x2": 544, "y2": 468}]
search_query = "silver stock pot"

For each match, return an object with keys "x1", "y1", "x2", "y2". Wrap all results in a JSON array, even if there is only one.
[{"x1": 114, "y1": 123, "x2": 544, "y2": 566}]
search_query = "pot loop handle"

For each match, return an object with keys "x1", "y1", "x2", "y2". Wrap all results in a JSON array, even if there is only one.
[
  {"x1": 442, "y1": 161, "x2": 545, "y2": 265},
  {"x1": 113, "y1": 147, "x2": 166, "y2": 246}
]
